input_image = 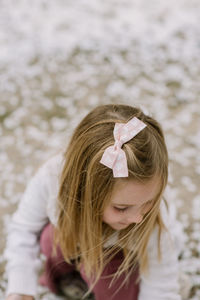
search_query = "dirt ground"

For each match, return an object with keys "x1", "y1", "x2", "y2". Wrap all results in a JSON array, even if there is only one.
[{"x1": 1, "y1": 1, "x2": 200, "y2": 299}]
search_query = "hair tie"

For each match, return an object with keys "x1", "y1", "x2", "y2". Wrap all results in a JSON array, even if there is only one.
[{"x1": 100, "y1": 117, "x2": 146, "y2": 177}]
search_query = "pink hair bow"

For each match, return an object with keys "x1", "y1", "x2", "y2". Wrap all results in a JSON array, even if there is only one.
[{"x1": 100, "y1": 117, "x2": 146, "y2": 177}]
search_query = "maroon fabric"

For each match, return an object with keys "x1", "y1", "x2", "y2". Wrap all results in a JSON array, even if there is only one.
[
  {"x1": 39, "y1": 223, "x2": 76, "y2": 293},
  {"x1": 39, "y1": 223, "x2": 139, "y2": 300}
]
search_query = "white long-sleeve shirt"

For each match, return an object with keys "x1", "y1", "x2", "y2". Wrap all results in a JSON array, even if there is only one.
[{"x1": 4, "y1": 153, "x2": 182, "y2": 299}]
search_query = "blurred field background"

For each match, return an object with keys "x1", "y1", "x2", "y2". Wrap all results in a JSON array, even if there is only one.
[{"x1": 0, "y1": 0, "x2": 200, "y2": 299}]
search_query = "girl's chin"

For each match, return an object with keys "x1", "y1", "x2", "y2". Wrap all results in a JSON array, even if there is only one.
[{"x1": 110, "y1": 223, "x2": 129, "y2": 230}]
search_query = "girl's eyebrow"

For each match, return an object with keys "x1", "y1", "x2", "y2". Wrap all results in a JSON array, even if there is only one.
[{"x1": 113, "y1": 199, "x2": 154, "y2": 207}]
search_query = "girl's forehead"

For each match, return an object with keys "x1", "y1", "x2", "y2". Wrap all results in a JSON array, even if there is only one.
[
  {"x1": 114, "y1": 176, "x2": 160, "y2": 189},
  {"x1": 111, "y1": 177, "x2": 161, "y2": 203}
]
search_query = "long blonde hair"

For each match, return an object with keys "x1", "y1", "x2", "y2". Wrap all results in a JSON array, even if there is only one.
[{"x1": 54, "y1": 104, "x2": 168, "y2": 291}]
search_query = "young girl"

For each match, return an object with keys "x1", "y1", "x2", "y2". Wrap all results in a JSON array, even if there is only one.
[{"x1": 5, "y1": 104, "x2": 181, "y2": 300}]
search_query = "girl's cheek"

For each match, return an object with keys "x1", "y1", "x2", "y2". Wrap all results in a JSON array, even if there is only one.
[
  {"x1": 142, "y1": 202, "x2": 153, "y2": 214},
  {"x1": 109, "y1": 209, "x2": 120, "y2": 222}
]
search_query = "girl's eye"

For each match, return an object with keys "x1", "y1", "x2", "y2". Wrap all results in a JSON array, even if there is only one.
[{"x1": 114, "y1": 207, "x2": 128, "y2": 212}]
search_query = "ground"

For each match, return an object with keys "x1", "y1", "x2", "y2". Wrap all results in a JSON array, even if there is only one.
[{"x1": 0, "y1": 0, "x2": 200, "y2": 299}]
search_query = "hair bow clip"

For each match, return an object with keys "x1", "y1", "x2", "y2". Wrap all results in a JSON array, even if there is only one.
[{"x1": 100, "y1": 117, "x2": 146, "y2": 177}]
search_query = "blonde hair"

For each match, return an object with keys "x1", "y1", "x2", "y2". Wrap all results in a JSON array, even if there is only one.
[{"x1": 54, "y1": 104, "x2": 168, "y2": 293}]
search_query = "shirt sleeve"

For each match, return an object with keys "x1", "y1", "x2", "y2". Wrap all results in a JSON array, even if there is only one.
[
  {"x1": 138, "y1": 201, "x2": 182, "y2": 300},
  {"x1": 4, "y1": 163, "x2": 50, "y2": 297}
]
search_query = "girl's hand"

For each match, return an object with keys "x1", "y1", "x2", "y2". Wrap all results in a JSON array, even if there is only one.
[{"x1": 5, "y1": 294, "x2": 34, "y2": 300}]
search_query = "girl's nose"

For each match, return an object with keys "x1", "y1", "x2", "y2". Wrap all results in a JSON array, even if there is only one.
[{"x1": 126, "y1": 214, "x2": 143, "y2": 224}]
